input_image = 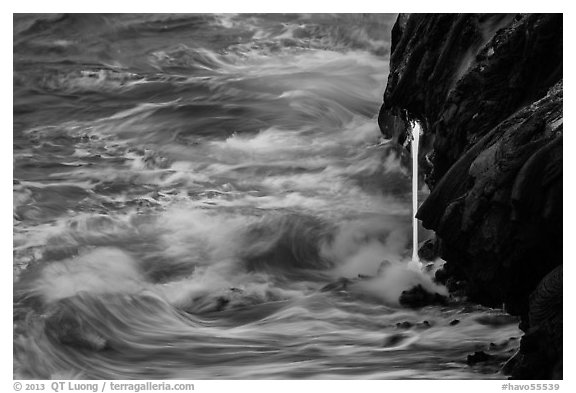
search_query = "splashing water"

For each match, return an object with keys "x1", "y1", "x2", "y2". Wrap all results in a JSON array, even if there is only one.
[
  {"x1": 412, "y1": 122, "x2": 421, "y2": 263},
  {"x1": 13, "y1": 14, "x2": 521, "y2": 380}
]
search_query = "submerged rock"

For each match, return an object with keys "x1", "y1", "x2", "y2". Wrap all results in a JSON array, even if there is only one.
[
  {"x1": 415, "y1": 320, "x2": 432, "y2": 329},
  {"x1": 379, "y1": 13, "x2": 562, "y2": 379},
  {"x1": 396, "y1": 320, "x2": 432, "y2": 329},
  {"x1": 467, "y1": 351, "x2": 495, "y2": 365},
  {"x1": 396, "y1": 321, "x2": 414, "y2": 329}
]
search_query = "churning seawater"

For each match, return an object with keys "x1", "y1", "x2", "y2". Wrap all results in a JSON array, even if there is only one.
[{"x1": 13, "y1": 14, "x2": 520, "y2": 379}]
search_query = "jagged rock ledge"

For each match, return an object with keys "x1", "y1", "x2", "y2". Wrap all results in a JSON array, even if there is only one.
[{"x1": 379, "y1": 14, "x2": 562, "y2": 379}]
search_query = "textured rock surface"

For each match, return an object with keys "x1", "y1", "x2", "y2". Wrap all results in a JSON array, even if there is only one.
[
  {"x1": 379, "y1": 13, "x2": 562, "y2": 379},
  {"x1": 399, "y1": 284, "x2": 447, "y2": 308}
]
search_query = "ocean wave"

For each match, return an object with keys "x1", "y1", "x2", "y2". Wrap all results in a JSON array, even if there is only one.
[{"x1": 14, "y1": 13, "x2": 522, "y2": 380}]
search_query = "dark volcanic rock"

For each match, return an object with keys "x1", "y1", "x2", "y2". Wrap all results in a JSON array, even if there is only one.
[
  {"x1": 416, "y1": 320, "x2": 432, "y2": 329},
  {"x1": 399, "y1": 284, "x2": 447, "y2": 308},
  {"x1": 507, "y1": 265, "x2": 563, "y2": 379},
  {"x1": 382, "y1": 14, "x2": 562, "y2": 189},
  {"x1": 379, "y1": 14, "x2": 562, "y2": 379},
  {"x1": 396, "y1": 321, "x2": 414, "y2": 329},
  {"x1": 467, "y1": 351, "x2": 495, "y2": 365},
  {"x1": 418, "y1": 237, "x2": 440, "y2": 261}
]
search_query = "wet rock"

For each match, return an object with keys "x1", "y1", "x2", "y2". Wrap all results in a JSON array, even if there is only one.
[
  {"x1": 418, "y1": 238, "x2": 440, "y2": 261},
  {"x1": 399, "y1": 284, "x2": 447, "y2": 308},
  {"x1": 466, "y1": 351, "x2": 494, "y2": 365},
  {"x1": 415, "y1": 320, "x2": 432, "y2": 329},
  {"x1": 396, "y1": 320, "x2": 432, "y2": 329},
  {"x1": 434, "y1": 266, "x2": 449, "y2": 284},
  {"x1": 434, "y1": 265, "x2": 468, "y2": 296},
  {"x1": 475, "y1": 314, "x2": 519, "y2": 327}
]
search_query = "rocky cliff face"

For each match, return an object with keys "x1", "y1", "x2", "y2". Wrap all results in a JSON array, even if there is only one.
[{"x1": 379, "y1": 14, "x2": 562, "y2": 379}]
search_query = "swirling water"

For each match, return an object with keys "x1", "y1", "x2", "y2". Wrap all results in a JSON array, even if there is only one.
[{"x1": 13, "y1": 14, "x2": 520, "y2": 379}]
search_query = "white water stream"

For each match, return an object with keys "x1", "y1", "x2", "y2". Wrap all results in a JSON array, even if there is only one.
[{"x1": 412, "y1": 122, "x2": 421, "y2": 263}]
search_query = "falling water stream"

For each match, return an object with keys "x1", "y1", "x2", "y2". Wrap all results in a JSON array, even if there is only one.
[
  {"x1": 13, "y1": 13, "x2": 521, "y2": 379},
  {"x1": 411, "y1": 122, "x2": 421, "y2": 263}
]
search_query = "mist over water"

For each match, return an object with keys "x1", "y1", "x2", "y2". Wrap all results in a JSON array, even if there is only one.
[{"x1": 14, "y1": 14, "x2": 520, "y2": 379}]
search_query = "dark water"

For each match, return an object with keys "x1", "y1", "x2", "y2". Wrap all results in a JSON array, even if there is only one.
[{"x1": 13, "y1": 13, "x2": 520, "y2": 379}]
